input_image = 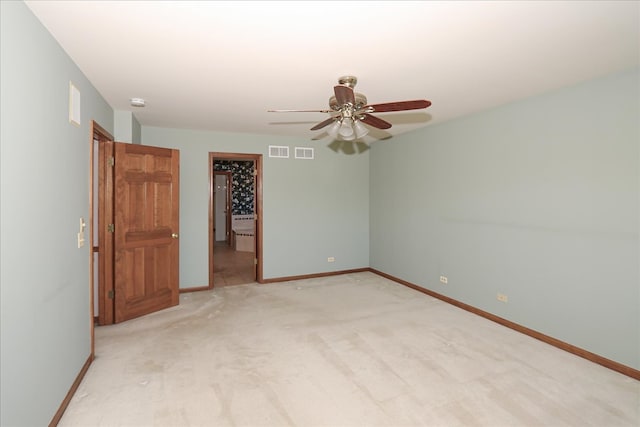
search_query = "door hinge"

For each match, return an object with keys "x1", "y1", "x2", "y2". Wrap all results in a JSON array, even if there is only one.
[
  {"x1": 108, "y1": 290, "x2": 115, "y2": 299},
  {"x1": 108, "y1": 156, "x2": 115, "y2": 167},
  {"x1": 254, "y1": 258, "x2": 258, "y2": 265},
  {"x1": 253, "y1": 168, "x2": 258, "y2": 177},
  {"x1": 107, "y1": 223, "x2": 115, "y2": 233}
]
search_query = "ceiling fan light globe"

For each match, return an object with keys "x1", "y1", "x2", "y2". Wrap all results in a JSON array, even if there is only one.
[
  {"x1": 353, "y1": 120, "x2": 369, "y2": 139},
  {"x1": 339, "y1": 121, "x2": 354, "y2": 138},
  {"x1": 326, "y1": 120, "x2": 341, "y2": 138}
]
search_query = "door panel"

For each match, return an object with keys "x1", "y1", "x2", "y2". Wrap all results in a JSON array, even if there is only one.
[{"x1": 114, "y1": 142, "x2": 179, "y2": 323}]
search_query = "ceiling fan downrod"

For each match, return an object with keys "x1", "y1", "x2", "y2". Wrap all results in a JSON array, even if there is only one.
[{"x1": 337, "y1": 75, "x2": 358, "y2": 88}]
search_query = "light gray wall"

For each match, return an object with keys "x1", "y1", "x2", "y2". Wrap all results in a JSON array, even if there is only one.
[
  {"x1": 142, "y1": 127, "x2": 370, "y2": 286},
  {"x1": 114, "y1": 110, "x2": 132, "y2": 142},
  {"x1": 132, "y1": 113, "x2": 142, "y2": 144},
  {"x1": 114, "y1": 110, "x2": 142, "y2": 144},
  {"x1": 0, "y1": 2, "x2": 113, "y2": 425},
  {"x1": 370, "y1": 68, "x2": 639, "y2": 369}
]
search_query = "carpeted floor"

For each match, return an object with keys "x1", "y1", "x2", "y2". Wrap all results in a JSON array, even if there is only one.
[{"x1": 60, "y1": 272, "x2": 639, "y2": 426}]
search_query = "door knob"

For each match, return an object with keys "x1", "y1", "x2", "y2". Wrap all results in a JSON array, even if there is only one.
[{"x1": 171, "y1": 233, "x2": 179, "y2": 239}]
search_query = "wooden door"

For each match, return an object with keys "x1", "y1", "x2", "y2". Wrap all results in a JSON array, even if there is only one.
[{"x1": 114, "y1": 142, "x2": 180, "y2": 322}]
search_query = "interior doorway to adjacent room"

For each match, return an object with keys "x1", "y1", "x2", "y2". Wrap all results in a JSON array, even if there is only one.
[{"x1": 209, "y1": 152, "x2": 263, "y2": 288}]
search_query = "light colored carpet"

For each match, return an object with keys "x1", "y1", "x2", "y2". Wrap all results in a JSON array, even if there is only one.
[{"x1": 60, "y1": 272, "x2": 639, "y2": 426}]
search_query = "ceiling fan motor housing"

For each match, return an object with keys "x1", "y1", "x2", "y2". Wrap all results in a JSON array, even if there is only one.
[{"x1": 329, "y1": 93, "x2": 368, "y2": 112}]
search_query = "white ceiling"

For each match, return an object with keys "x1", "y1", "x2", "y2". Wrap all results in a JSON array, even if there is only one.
[{"x1": 25, "y1": 1, "x2": 639, "y2": 142}]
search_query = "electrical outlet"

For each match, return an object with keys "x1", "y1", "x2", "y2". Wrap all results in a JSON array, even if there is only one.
[
  {"x1": 327, "y1": 257, "x2": 335, "y2": 263},
  {"x1": 497, "y1": 293, "x2": 508, "y2": 303},
  {"x1": 439, "y1": 275, "x2": 448, "y2": 284}
]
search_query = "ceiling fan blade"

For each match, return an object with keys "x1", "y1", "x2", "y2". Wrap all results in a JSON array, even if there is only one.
[
  {"x1": 334, "y1": 85, "x2": 356, "y2": 106},
  {"x1": 310, "y1": 117, "x2": 337, "y2": 131},
  {"x1": 268, "y1": 109, "x2": 334, "y2": 113},
  {"x1": 360, "y1": 114, "x2": 392, "y2": 130},
  {"x1": 363, "y1": 100, "x2": 431, "y2": 113}
]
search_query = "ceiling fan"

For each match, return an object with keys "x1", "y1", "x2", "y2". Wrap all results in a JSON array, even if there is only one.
[{"x1": 268, "y1": 76, "x2": 431, "y2": 141}]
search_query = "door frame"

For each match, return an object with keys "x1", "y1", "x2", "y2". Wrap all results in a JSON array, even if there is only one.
[
  {"x1": 213, "y1": 171, "x2": 232, "y2": 245},
  {"x1": 90, "y1": 121, "x2": 113, "y2": 351},
  {"x1": 97, "y1": 140, "x2": 115, "y2": 326},
  {"x1": 209, "y1": 152, "x2": 263, "y2": 288}
]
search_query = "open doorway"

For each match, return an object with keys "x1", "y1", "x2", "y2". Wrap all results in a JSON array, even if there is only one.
[{"x1": 209, "y1": 152, "x2": 263, "y2": 287}]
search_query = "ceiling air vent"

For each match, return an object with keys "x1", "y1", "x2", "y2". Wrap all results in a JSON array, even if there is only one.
[
  {"x1": 295, "y1": 147, "x2": 314, "y2": 160},
  {"x1": 268, "y1": 145, "x2": 289, "y2": 158}
]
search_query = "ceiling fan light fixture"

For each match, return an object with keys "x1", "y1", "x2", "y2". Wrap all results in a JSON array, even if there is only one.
[
  {"x1": 326, "y1": 120, "x2": 341, "y2": 138},
  {"x1": 353, "y1": 119, "x2": 369, "y2": 139},
  {"x1": 339, "y1": 120, "x2": 354, "y2": 138}
]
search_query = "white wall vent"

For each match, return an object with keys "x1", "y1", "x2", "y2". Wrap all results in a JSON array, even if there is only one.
[
  {"x1": 268, "y1": 145, "x2": 289, "y2": 158},
  {"x1": 295, "y1": 147, "x2": 314, "y2": 160}
]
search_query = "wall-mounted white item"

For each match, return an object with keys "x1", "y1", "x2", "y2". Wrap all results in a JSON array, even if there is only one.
[
  {"x1": 130, "y1": 97, "x2": 145, "y2": 107},
  {"x1": 268, "y1": 145, "x2": 289, "y2": 158},
  {"x1": 69, "y1": 82, "x2": 80, "y2": 126},
  {"x1": 77, "y1": 217, "x2": 85, "y2": 248},
  {"x1": 295, "y1": 147, "x2": 314, "y2": 160}
]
